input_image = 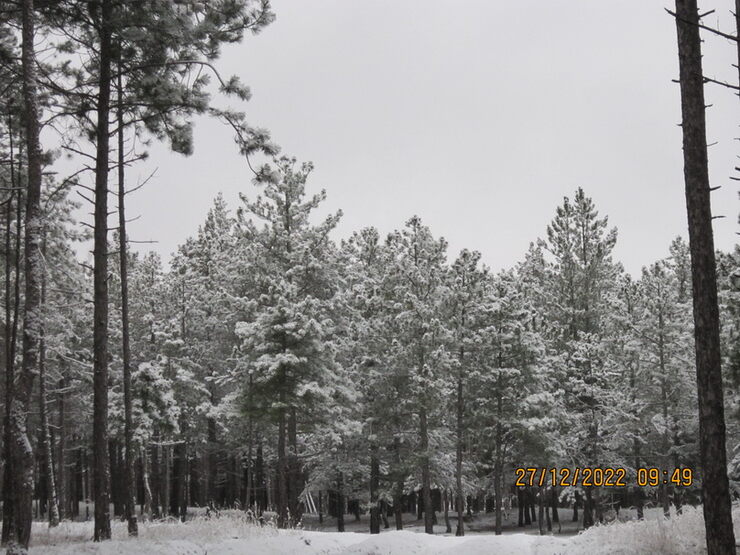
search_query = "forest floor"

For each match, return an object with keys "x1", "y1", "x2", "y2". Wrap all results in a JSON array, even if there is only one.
[
  {"x1": 301, "y1": 507, "x2": 584, "y2": 536},
  {"x1": 18, "y1": 504, "x2": 739, "y2": 554}
]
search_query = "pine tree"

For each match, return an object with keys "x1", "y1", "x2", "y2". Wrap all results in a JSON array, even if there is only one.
[
  {"x1": 636, "y1": 261, "x2": 696, "y2": 516},
  {"x1": 385, "y1": 216, "x2": 451, "y2": 534},
  {"x1": 235, "y1": 157, "x2": 342, "y2": 527},
  {"x1": 6, "y1": 0, "x2": 44, "y2": 549},
  {"x1": 674, "y1": 1, "x2": 736, "y2": 551},
  {"x1": 539, "y1": 188, "x2": 620, "y2": 528},
  {"x1": 446, "y1": 249, "x2": 486, "y2": 535}
]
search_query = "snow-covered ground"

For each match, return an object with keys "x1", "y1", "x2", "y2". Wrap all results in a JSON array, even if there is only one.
[{"x1": 22, "y1": 505, "x2": 736, "y2": 554}]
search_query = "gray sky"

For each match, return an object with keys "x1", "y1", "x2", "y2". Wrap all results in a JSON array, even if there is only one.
[{"x1": 121, "y1": 0, "x2": 739, "y2": 275}]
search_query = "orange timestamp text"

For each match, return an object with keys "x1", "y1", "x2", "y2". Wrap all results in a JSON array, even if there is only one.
[{"x1": 514, "y1": 467, "x2": 695, "y2": 488}]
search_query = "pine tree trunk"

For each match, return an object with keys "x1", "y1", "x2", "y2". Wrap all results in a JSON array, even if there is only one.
[
  {"x1": 255, "y1": 438, "x2": 265, "y2": 513},
  {"x1": 179, "y1": 444, "x2": 188, "y2": 520},
  {"x1": 634, "y1": 485, "x2": 644, "y2": 520},
  {"x1": 171, "y1": 442, "x2": 187, "y2": 520},
  {"x1": 287, "y1": 407, "x2": 301, "y2": 525},
  {"x1": 7, "y1": 0, "x2": 43, "y2": 549},
  {"x1": 420, "y1": 404, "x2": 434, "y2": 534},
  {"x1": 140, "y1": 446, "x2": 152, "y2": 520},
  {"x1": 38, "y1": 243, "x2": 60, "y2": 527},
  {"x1": 632, "y1": 361, "x2": 644, "y2": 522},
  {"x1": 276, "y1": 403, "x2": 288, "y2": 527},
  {"x1": 162, "y1": 445, "x2": 170, "y2": 517},
  {"x1": 583, "y1": 488, "x2": 594, "y2": 529},
  {"x1": 493, "y1": 455, "x2": 502, "y2": 535},
  {"x1": 660, "y1": 319, "x2": 671, "y2": 520},
  {"x1": 92, "y1": 0, "x2": 114, "y2": 542},
  {"x1": 674, "y1": 2, "x2": 736, "y2": 553},
  {"x1": 369, "y1": 450, "x2": 380, "y2": 534},
  {"x1": 110, "y1": 440, "x2": 122, "y2": 517},
  {"x1": 4, "y1": 143, "x2": 24, "y2": 546},
  {"x1": 116, "y1": 65, "x2": 138, "y2": 536},
  {"x1": 551, "y1": 487, "x2": 560, "y2": 533},
  {"x1": 517, "y1": 488, "x2": 524, "y2": 526},
  {"x1": 661, "y1": 482, "x2": 671, "y2": 518},
  {"x1": 1, "y1": 124, "x2": 17, "y2": 546},
  {"x1": 494, "y1": 382, "x2": 504, "y2": 535},
  {"x1": 57, "y1": 374, "x2": 67, "y2": 520},
  {"x1": 76, "y1": 444, "x2": 84, "y2": 518},
  {"x1": 336, "y1": 472, "x2": 345, "y2": 532},
  {"x1": 170, "y1": 444, "x2": 179, "y2": 517},
  {"x1": 538, "y1": 488, "x2": 545, "y2": 535},
  {"x1": 205, "y1": 380, "x2": 218, "y2": 507},
  {"x1": 151, "y1": 440, "x2": 160, "y2": 518},
  {"x1": 245, "y1": 375, "x2": 253, "y2": 511},
  {"x1": 393, "y1": 436, "x2": 403, "y2": 530},
  {"x1": 443, "y1": 489, "x2": 451, "y2": 534},
  {"x1": 69, "y1": 443, "x2": 78, "y2": 519},
  {"x1": 455, "y1": 368, "x2": 464, "y2": 536},
  {"x1": 572, "y1": 490, "x2": 579, "y2": 522},
  {"x1": 673, "y1": 435, "x2": 684, "y2": 515},
  {"x1": 529, "y1": 488, "x2": 537, "y2": 523}
]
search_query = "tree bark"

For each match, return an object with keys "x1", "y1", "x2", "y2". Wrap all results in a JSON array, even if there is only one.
[
  {"x1": 245, "y1": 376, "x2": 253, "y2": 511},
  {"x1": 151, "y1": 439, "x2": 160, "y2": 517},
  {"x1": 57, "y1": 374, "x2": 67, "y2": 519},
  {"x1": 420, "y1": 404, "x2": 434, "y2": 534},
  {"x1": 255, "y1": 438, "x2": 266, "y2": 513},
  {"x1": 443, "y1": 489, "x2": 451, "y2": 533},
  {"x1": 116, "y1": 63, "x2": 138, "y2": 537},
  {"x1": 493, "y1": 376, "x2": 504, "y2": 535},
  {"x1": 276, "y1": 401, "x2": 288, "y2": 527},
  {"x1": 1, "y1": 115, "x2": 17, "y2": 547},
  {"x1": 336, "y1": 472, "x2": 344, "y2": 532},
  {"x1": 7, "y1": 0, "x2": 43, "y2": 549},
  {"x1": 287, "y1": 406, "x2": 301, "y2": 525},
  {"x1": 140, "y1": 446, "x2": 152, "y2": 519},
  {"x1": 38, "y1": 238, "x2": 60, "y2": 526},
  {"x1": 393, "y1": 436, "x2": 403, "y2": 530},
  {"x1": 529, "y1": 488, "x2": 536, "y2": 523},
  {"x1": 369, "y1": 449, "x2": 380, "y2": 534},
  {"x1": 538, "y1": 488, "x2": 545, "y2": 535},
  {"x1": 455, "y1": 349, "x2": 465, "y2": 536},
  {"x1": 92, "y1": 0, "x2": 114, "y2": 542},
  {"x1": 551, "y1": 487, "x2": 560, "y2": 533},
  {"x1": 674, "y1": 2, "x2": 737, "y2": 554},
  {"x1": 162, "y1": 444, "x2": 170, "y2": 518},
  {"x1": 583, "y1": 488, "x2": 594, "y2": 529},
  {"x1": 493, "y1": 458, "x2": 502, "y2": 535},
  {"x1": 206, "y1": 411, "x2": 218, "y2": 505}
]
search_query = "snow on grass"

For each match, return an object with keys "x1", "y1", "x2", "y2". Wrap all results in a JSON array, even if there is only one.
[
  {"x1": 553, "y1": 505, "x2": 740, "y2": 555},
  {"x1": 25, "y1": 505, "x2": 740, "y2": 554}
]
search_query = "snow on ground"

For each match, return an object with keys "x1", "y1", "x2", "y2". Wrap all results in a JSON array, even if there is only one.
[
  {"x1": 26, "y1": 524, "x2": 554, "y2": 555},
  {"x1": 21, "y1": 505, "x2": 740, "y2": 554}
]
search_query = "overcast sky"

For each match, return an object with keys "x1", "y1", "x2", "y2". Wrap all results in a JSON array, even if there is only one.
[{"x1": 118, "y1": 0, "x2": 739, "y2": 276}]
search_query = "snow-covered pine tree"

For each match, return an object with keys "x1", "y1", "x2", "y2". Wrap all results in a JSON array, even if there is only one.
[
  {"x1": 235, "y1": 157, "x2": 343, "y2": 528},
  {"x1": 539, "y1": 188, "x2": 621, "y2": 528},
  {"x1": 385, "y1": 216, "x2": 451, "y2": 535},
  {"x1": 445, "y1": 248, "x2": 487, "y2": 536},
  {"x1": 635, "y1": 260, "x2": 696, "y2": 516}
]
